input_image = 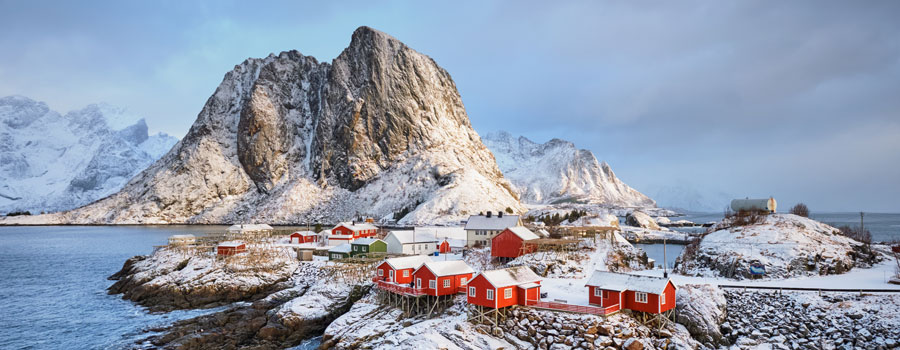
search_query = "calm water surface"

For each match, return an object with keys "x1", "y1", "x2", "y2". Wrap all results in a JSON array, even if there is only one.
[{"x1": 0, "y1": 226, "x2": 229, "y2": 350}]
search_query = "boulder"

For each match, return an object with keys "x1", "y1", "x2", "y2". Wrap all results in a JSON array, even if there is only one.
[
  {"x1": 675, "y1": 284, "x2": 728, "y2": 346},
  {"x1": 625, "y1": 211, "x2": 660, "y2": 230}
]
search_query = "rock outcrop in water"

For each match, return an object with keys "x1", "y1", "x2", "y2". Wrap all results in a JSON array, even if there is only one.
[{"x1": 5, "y1": 26, "x2": 521, "y2": 226}]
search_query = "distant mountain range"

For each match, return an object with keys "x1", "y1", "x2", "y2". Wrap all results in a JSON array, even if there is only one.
[
  {"x1": 0, "y1": 95, "x2": 178, "y2": 214},
  {"x1": 482, "y1": 131, "x2": 655, "y2": 208}
]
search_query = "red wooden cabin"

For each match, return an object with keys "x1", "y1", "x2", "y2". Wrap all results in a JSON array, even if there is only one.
[
  {"x1": 439, "y1": 240, "x2": 452, "y2": 253},
  {"x1": 412, "y1": 261, "x2": 475, "y2": 296},
  {"x1": 290, "y1": 231, "x2": 318, "y2": 244},
  {"x1": 584, "y1": 271, "x2": 676, "y2": 314},
  {"x1": 467, "y1": 266, "x2": 542, "y2": 309},
  {"x1": 491, "y1": 226, "x2": 539, "y2": 259},
  {"x1": 217, "y1": 241, "x2": 247, "y2": 256},
  {"x1": 332, "y1": 222, "x2": 378, "y2": 239},
  {"x1": 375, "y1": 255, "x2": 432, "y2": 285}
]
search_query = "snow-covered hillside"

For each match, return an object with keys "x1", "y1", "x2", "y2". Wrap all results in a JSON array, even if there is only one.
[
  {"x1": 676, "y1": 214, "x2": 879, "y2": 279},
  {"x1": 2, "y1": 27, "x2": 522, "y2": 225},
  {"x1": 482, "y1": 131, "x2": 655, "y2": 207},
  {"x1": 645, "y1": 182, "x2": 734, "y2": 213},
  {"x1": 0, "y1": 96, "x2": 177, "y2": 214}
]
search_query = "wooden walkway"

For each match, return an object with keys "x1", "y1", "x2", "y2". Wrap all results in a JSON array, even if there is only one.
[{"x1": 524, "y1": 300, "x2": 619, "y2": 316}]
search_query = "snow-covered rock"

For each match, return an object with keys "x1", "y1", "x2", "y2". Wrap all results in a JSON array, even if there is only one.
[
  {"x1": 0, "y1": 96, "x2": 177, "y2": 214},
  {"x1": 675, "y1": 284, "x2": 727, "y2": 347},
  {"x1": 677, "y1": 214, "x2": 879, "y2": 279},
  {"x1": 483, "y1": 131, "x2": 655, "y2": 207},
  {"x1": 625, "y1": 211, "x2": 660, "y2": 230},
  {"x1": 3, "y1": 27, "x2": 522, "y2": 225},
  {"x1": 508, "y1": 235, "x2": 651, "y2": 278}
]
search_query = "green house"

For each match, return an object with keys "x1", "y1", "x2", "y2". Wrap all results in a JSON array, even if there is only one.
[
  {"x1": 351, "y1": 238, "x2": 387, "y2": 257},
  {"x1": 328, "y1": 243, "x2": 352, "y2": 260}
]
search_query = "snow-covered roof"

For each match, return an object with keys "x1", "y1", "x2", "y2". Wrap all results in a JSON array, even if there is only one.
[
  {"x1": 518, "y1": 282, "x2": 540, "y2": 289},
  {"x1": 536, "y1": 229, "x2": 550, "y2": 238},
  {"x1": 584, "y1": 270, "x2": 673, "y2": 294},
  {"x1": 415, "y1": 226, "x2": 466, "y2": 240},
  {"x1": 383, "y1": 255, "x2": 433, "y2": 270},
  {"x1": 440, "y1": 238, "x2": 467, "y2": 247},
  {"x1": 218, "y1": 240, "x2": 245, "y2": 247},
  {"x1": 334, "y1": 222, "x2": 378, "y2": 232},
  {"x1": 329, "y1": 243, "x2": 352, "y2": 253},
  {"x1": 416, "y1": 260, "x2": 475, "y2": 277},
  {"x1": 352, "y1": 238, "x2": 384, "y2": 246},
  {"x1": 386, "y1": 230, "x2": 438, "y2": 244},
  {"x1": 505, "y1": 226, "x2": 539, "y2": 241},
  {"x1": 291, "y1": 231, "x2": 317, "y2": 236},
  {"x1": 226, "y1": 224, "x2": 273, "y2": 233},
  {"x1": 478, "y1": 266, "x2": 541, "y2": 288},
  {"x1": 329, "y1": 234, "x2": 354, "y2": 239},
  {"x1": 464, "y1": 214, "x2": 521, "y2": 230}
]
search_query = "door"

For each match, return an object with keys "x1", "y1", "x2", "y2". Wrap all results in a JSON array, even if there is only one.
[
  {"x1": 389, "y1": 270, "x2": 394, "y2": 282},
  {"x1": 416, "y1": 278, "x2": 422, "y2": 289}
]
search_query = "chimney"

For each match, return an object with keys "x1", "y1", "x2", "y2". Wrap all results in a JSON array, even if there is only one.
[
  {"x1": 498, "y1": 211, "x2": 503, "y2": 218},
  {"x1": 486, "y1": 211, "x2": 492, "y2": 218}
]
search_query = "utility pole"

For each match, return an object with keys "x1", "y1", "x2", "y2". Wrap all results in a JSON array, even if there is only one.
[
  {"x1": 860, "y1": 212, "x2": 865, "y2": 232},
  {"x1": 663, "y1": 235, "x2": 668, "y2": 278}
]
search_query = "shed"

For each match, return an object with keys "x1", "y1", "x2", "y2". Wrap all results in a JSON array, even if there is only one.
[
  {"x1": 584, "y1": 270, "x2": 676, "y2": 314},
  {"x1": 730, "y1": 197, "x2": 777, "y2": 214},
  {"x1": 351, "y1": 238, "x2": 387, "y2": 257},
  {"x1": 491, "y1": 226, "x2": 539, "y2": 259},
  {"x1": 328, "y1": 243, "x2": 352, "y2": 260},
  {"x1": 466, "y1": 266, "x2": 542, "y2": 309},
  {"x1": 384, "y1": 230, "x2": 438, "y2": 255},
  {"x1": 217, "y1": 241, "x2": 247, "y2": 256},
  {"x1": 290, "y1": 231, "x2": 319, "y2": 244},
  {"x1": 464, "y1": 213, "x2": 522, "y2": 247},
  {"x1": 412, "y1": 260, "x2": 475, "y2": 296},
  {"x1": 375, "y1": 255, "x2": 432, "y2": 284}
]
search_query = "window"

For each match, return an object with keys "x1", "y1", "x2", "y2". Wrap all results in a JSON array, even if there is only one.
[
  {"x1": 487, "y1": 289, "x2": 494, "y2": 300},
  {"x1": 403, "y1": 270, "x2": 409, "y2": 277},
  {"x1": 378, "y1": 269, "x2": 384, "y2": 276},
  {"x1": 469, "y1": 287, "x2": 476, "y2": 297},
  {"x1": 429, "y1": 280, "x2": 436, "y2": 289},
  {"x1": 353, "y1": 246, "x2": 358, "y2": 251},
  {"x1": 443, "y1": 279, "x2": 451, "y2": 288},
  {"x1": 504, "y1": 288, "x2": 512, "y2": 299},
  {"x1": 460, "y1": 277, "x2": 467, "y2": 285},
  {"x1": 635, "y1": 292, "x2": 648, "y2": 303},
  {"x1": 594, "y1": 288, "x2": 601, "y2": 297},
  {"x1": 661, "y1": 293, "x2": 666, "y2": 305}
]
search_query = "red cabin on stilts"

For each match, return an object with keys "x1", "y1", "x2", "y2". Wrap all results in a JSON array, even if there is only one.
[
  {"x1": 466, "y1": 266, "x2": 542, "y2": 309},
  {"x1": 412, "y1": 260, "x2": 475, "y2": 296},
  {"x1": 374, "y1": 255, "x2": 432, "y2": 285},
  {"x1": 584, "y1": 271, "x2": 676, "y2": 314}
]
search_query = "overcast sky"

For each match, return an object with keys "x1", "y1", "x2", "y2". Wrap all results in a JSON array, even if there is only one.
[{"x1": 2, "y1": 1, "x2": 898, "y2": 212}]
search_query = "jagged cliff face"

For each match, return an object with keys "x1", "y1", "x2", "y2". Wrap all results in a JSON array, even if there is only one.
[
  {"x1": 0, "y1": 96, "x2": 177, "y2": 213},
  {"x1": 482, "y1": 131, "x2": 655, "y2": 207},
  {"x1": 47, "y1": 26, "x2": 521, "y2": 225}
]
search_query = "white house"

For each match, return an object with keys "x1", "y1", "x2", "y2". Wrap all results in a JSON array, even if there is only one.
[
  {"x1": 384, "y1": 230, "x2": 439, "y2": 255},
  {"x1": 464, "y1": 212, "x2": 522, "y2": 247},
  {"x1": 168, "y1": 234, "x2": 196, "y2": 245}
]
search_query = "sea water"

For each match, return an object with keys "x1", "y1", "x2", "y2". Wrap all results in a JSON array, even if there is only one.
[{"x1": 0, "y1": 226, "x2": 228, "y2": 349}]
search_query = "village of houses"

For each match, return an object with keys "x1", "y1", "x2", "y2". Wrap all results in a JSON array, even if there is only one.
[{"x1": 155, "y1": 201, "x2": 900, "y2": 350}]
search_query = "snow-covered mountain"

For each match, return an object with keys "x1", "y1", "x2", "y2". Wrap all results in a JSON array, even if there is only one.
[
  {"x1": 482, "y1": 131, "x2": 655, "y2": 207},
  {"x1": 6, "y1": 27, "x2": 522, "y2": 225},
  {"x1": 645, "y1": 182, "x2": 734, "y2": 213},
  {"x1": 0, "y1": 96, "x2": 178, "y2": 214}
]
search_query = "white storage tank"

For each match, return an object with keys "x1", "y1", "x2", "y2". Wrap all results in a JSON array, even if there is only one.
[{"x1": 730, "y1": 197, "x2": 777, "y2": 213}]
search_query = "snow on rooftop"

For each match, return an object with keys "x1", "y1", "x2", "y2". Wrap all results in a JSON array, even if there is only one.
[
  {"x1": 218, "y1": 241, "x2": 245, "y2": 247},
  {"x1": 383, "y1": 255, "x2": 433, "y2": 270},
  {"x1": 292, "y1": 230, "x2": 317, "y2": 236},
  {"x1": 584, "y1": 270, "x2": 672, "y2": 294},
  {"x1": 352, "y1": 238, "x2": 383, "y2": 246},
  {"x1": 415, "y1": 226, "x2": 466, "y2": 240},
  {"x1": 506, "y1": 226, "x2": 539, "y2": 241},
  {"x1": 417, "y1": 260, "x2": 475, "y2": 277},
  {"x1": 334, "y1": 222, "x2": 378, "y2": 231},
  {"x1": 386, "y1": 230, "x2": 438, "y2": 244},
  {"x1": 464, "y1": 214, "x2": 520, "y2": 230},
  {"x1": 329, "y1": 243, "x2": 352, "y2": 253},
  {"x1": 479, "y1": 266, "x2": 541, "y2": 288}
]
